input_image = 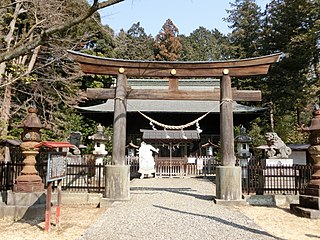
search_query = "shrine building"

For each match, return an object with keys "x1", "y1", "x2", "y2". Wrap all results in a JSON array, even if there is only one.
[{"x1": 77, "y1": 78, "x2": 265, "y2": 157}]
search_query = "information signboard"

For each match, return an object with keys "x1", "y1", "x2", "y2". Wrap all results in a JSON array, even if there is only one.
[{"x1": 47, "y1": 152, "x2": 67, "y2": 182}]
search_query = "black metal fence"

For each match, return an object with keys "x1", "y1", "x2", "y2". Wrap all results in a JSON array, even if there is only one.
[
  {"x1": 0, "y1": 155, "x2": 313, "y2": 195},
  {"x1": 241, "y1": 164, "x2": 313, "y2": 195}
]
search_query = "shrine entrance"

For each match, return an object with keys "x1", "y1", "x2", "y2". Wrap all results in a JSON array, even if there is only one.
[{"x1": 68, "y1": 50, "x2": 281, "y2": 202}]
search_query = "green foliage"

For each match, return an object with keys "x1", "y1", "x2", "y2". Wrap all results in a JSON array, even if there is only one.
[
  {"x1": 114, "y1": 22, "x2": 155, "y2": 60},
  {"x1": 225, "y1": 0, "x2": 263, "y2": 58},
  {"x1": 274, "y1": 114, "x2": 309, "y2": 144},
  {"x1": 180, "y1": 27, "x2": 232, "y2": 61},
  {"x1": 226, "y1": 0, "x2": 319, "y2": 144}
]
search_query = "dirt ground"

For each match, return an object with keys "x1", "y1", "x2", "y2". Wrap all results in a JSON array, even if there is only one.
[
  {"x1": 0, "y1": 204, "x2": 106, "y2": 240},
  {"x1": 0, "y1": 204, "x2": 320, "y2": 240},
  {"x1": 234, "y1": 205, "x2": 320, "y2": 240}
]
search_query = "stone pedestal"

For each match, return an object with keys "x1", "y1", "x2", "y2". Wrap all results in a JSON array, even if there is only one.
[
  {"x1": 105, "y1": 165, "x2": 130, "y2": 201},
  {"x1": 216, "y1": 166, "x2": 242, "y2": 201},
  {"x1": 291, "y1": 184, "x2": 320, "y2": 219},
  {"x1": 0, "y1": 192, "x2": 46, "y2": 220},
  {"x1": 262, "y1": 158, "x2": 293, "y2": 167},
  {"x1": 14, "y1": 147, "x2": 44, "y2": 193}
]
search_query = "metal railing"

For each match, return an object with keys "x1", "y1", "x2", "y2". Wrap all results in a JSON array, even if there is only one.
[{"x1": 241, "y1": 164, "x2": 313, "y2": 195}]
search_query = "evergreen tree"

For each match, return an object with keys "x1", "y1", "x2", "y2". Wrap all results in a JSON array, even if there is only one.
[
  {"x1": 114, "y1": 22, "x2": 155, "y2": 60},
  {"x1": 180, "y1": 28, "x2": 233, "y2": 61},
  {"x1": 154, "y1": 19, "x2": 182, "y2": 61},
  {"x1": 180, "y1": 27, "x2": 221, "y2": 61},
  {"x1": 225, "y1": 0, "x2": 263, "y2": 58},
  {"x1": 262, "y1": 0, "x2": 319, "y2": 132}
]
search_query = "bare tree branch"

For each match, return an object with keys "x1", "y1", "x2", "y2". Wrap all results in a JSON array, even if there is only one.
[{"x1": 0, "y1": 0, "x2": 124, "y2": 63}]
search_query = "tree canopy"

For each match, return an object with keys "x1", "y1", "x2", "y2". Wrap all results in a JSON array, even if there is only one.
[{"x1": 0, "y1": 0, "x2": 319, "y2": 148}]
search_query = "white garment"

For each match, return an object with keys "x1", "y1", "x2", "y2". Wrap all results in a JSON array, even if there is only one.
[{"x1": 138, "y1": 143, "x2": 158, "y2": 175}]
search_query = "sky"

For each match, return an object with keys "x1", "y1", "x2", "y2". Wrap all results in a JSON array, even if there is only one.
[{"x1": 98, "y1": 0, "x2": 271, "y2": 36}]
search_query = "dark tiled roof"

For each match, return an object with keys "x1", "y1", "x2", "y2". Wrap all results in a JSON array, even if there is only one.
[
  {"x1": 141, "y1": 129, "x2": 200, "y2": 141},
  {"x1": 77, "y1": 99, "x2": 265, "y2": 113}
]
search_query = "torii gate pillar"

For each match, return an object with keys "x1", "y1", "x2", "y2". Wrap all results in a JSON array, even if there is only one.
[
  {"x1": 105, "y1": 73, "x2": 130, "y2": 200},
  {"x1": 216, "y1": 70, "x2": 242, "y2": 203}
]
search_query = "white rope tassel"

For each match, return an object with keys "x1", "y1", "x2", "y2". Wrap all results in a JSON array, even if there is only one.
[
  {"x1": 196, "y1": 121, "x2": 202, "y2": 133},
  {"x1": 181, "y1": 129, "x2": 187, "y2": 140},
  {"x1": 164, "y1": 128, "x2": 170, "y2": 138},
  {"x1": 149, "y1": 121, "x2": 157, "y2": 131}
]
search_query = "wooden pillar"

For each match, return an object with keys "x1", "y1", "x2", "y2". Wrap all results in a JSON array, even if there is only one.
[
  {"x1": 106, "y1": 73, "x2": 130, "y2": 200},
  {"x1": 112, "y1": 73, "x2": 127, "y2": 165},
  {"x1": 216, "y1": 69, "x2": 242, "y2": 202},
  {"x1": 220, "y1": 69, "x2": 235, "y2": 166}
]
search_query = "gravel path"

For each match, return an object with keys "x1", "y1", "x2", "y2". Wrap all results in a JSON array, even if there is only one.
[{"x1": 79, "y1": 177, "x2": 280, "y2": 240}]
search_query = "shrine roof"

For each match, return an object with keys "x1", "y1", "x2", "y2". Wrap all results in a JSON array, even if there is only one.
[
  {"x1": 34, "y1": 141, "x2": 75, "y2": 148},
  {"x1": 77, "y1": 99, "x2": 266, "y2": 114},
  {"x1": 0, "y1": 139, "x2": 21, "y2": 146},
  {"x1": 141, "y1": 129, "x2": 200, "y2": 141}
]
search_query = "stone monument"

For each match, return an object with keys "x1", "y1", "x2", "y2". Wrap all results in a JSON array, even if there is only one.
[
  {"x1": 261, "y1": 132, "x2": 293, "y2": 194},
  {"x1": 263, "y1": 132, "x2": 293, "y2": 166}
]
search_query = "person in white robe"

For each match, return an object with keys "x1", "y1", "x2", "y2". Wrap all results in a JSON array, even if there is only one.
[{"x1": 138, "y1": 142, "x2": 159, "y2": 179}]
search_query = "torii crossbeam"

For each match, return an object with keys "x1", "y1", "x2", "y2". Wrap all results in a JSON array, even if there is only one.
[{"x1": 68, "y1": 50, "x2": 281, "y2": 201}]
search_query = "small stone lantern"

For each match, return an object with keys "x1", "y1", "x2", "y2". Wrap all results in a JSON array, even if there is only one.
[
  {"x1": 14, "y1": 105, "x2": 44, "y2": 192},
  {"x1": 89, "y1": 124, "x2": 109, "y2": 174},
  {"x1": 235, "y1": 126, "x2": 252, "y2": 179}
]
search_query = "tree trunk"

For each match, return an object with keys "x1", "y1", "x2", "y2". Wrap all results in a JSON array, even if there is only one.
[
  {"x1": 270, "y1": 100, "x2": 274, "y2": 132},
  {"x1": 0, "y1": 74, "x2": 13, "y2": 137}
]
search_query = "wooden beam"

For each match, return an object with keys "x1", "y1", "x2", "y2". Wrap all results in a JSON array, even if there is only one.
[
  {"x1": 79, "y1": 63, "x2": 272, "y2": 78},
  {"x1": 68, "y1": 50, "x2": 282, "y2": 78},
  {"x1": 168, "y1": 78, "x2": 179, "y2": 91},
  {"x1": 86, "y1": 88, "x2": 262, "y2": 101}
]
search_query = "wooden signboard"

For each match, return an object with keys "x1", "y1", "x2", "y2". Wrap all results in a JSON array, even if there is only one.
[
  {"x1": 47, "y1": 152, "x2": 67, "y2": 182},
  {"x1": 45, "y1": 152, "x2": 67, "y2": 232}
]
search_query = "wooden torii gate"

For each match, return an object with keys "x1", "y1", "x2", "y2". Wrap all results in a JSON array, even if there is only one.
[{"x1": 68, "y1": 50, "x2": 281, "y2": 202}]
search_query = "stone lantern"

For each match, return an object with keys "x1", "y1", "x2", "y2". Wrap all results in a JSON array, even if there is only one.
[
  {"x1": 235, "y1": 126, "x2": 252, "y2": 180},
  {"x1": 301, "y1": 104, "x2": 320, "y2": 186},
  {"x1": 291, "y1": 104, "x2": 320, "y2": 218},
  {"x1": 14, "y1": 105, "x2": 44, "y2": 192},
  {"x1": 89, "y1": 124, "x2": 109, "y2": 174}
]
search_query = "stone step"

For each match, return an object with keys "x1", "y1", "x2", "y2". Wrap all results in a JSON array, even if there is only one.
[
  {"x1": 303, "y1": 187, "x2": 320, "y2": 196},
  {"x1": 5, "y1": 191, "x2": 46, "y2": 206},
  {"x1": 299, "y1": 195, "x2": 320, "y2": 210},
  {"x1": 290, "y1": 204, "x2": 320, "y2": 219}
]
